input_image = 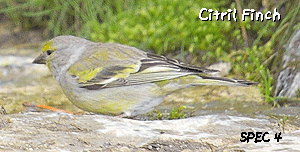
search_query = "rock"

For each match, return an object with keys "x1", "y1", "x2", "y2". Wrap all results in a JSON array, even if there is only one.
[
  {"x1": 275, "y1": 29, "x2": 300, "y2": 98},
  {"x1": 207, "y1": 62, "x2": 232, "y2": 77},
  {"x1": 0, "y1": 55, "x2": 51, "y2": 85},
  {"x1": 0, "y1": 112, "x2": 299, "y2": 151}
]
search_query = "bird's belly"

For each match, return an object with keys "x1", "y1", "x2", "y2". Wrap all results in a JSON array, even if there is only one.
[{"x1": 62, "y1": 82, "x2": 164, "y2": 116}]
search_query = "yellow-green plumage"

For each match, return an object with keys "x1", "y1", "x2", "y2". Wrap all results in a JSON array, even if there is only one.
[{"x1": 33, "y1": 35, "x2": 257, "y2": 116}]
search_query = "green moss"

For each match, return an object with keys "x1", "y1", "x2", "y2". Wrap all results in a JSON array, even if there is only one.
[
  {"x1": 169, "y1": 105, "x2": 187, "y2": 119},
  {"x1": 85, "y1": 0, "x2": 236, "y2": 62}
]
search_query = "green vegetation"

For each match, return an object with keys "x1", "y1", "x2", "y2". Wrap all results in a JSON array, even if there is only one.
[
  {"x1": 271, "y1": 114, "x2": 298, "y2": 133},
  {"x1": 141, "y1": 106, "x2": 189, "y2": 120},
  {"x1": 169, "y1": 106, "x2": 187, "y2": 119},
  {"x1": 1, "y1": 0, "x2": 300, "y2": 105}
]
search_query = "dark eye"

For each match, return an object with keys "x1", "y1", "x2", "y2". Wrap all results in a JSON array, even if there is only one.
[{"x1": 46, "y1": 50, "x2": 53, "y2": 55}]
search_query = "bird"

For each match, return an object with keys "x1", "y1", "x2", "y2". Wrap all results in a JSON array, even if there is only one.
[{"x1": 33, "y1": 35, "x2": 257, "y2": 117}]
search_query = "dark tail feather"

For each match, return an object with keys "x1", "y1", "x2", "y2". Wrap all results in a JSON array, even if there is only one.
[{"x1": 198, "y1": 76, "x2": 258, "y2": 86}]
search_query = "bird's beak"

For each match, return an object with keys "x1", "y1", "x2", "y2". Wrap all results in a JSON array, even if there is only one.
[{"x1": 33, "y1": 53, "x2": 47, "y2": 64}]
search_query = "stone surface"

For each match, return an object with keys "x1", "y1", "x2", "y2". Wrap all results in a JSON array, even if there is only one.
[
  {"x1": 276, "y1": 29, "x2": 300, "y2": 98},
  {"x1": 0, "y1": 112, "x2": 299, "y2": 151},
  {"x1": 207, "y1": 62, "x2": 232, "y2": 77}
]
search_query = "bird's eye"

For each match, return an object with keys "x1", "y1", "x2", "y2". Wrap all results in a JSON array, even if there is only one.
[{"x1": 46, "y1": 50, "x2": 53, "y2": 55}]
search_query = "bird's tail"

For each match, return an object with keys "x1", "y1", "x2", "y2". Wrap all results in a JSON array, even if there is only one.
[
  {"x1": 195, "y1": 75, "x2": 258, "y2": 86},
  {"x1": 160, "y1": 75, "x2": 257, "y2": 94}
]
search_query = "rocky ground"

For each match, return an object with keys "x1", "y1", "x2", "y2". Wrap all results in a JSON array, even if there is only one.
[
  {"x1": 1, "y1": 112, "x2": 299, "y2": 151},
  {"x1": 0, "y1": 17, "x2": 300, "y2": 151}
]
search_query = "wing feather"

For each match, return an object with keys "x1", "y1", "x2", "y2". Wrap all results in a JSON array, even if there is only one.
[{"x1": 70, "y1": 43, "x2": 221, "y2": 89}]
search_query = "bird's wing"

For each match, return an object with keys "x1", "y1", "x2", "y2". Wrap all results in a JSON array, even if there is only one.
[
  {"x1": 67, "y1": 43, "x2": 219, "y2": 90},
  {"x1": 105, "y1": 53, "x2": 219, "y2": 88}
]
